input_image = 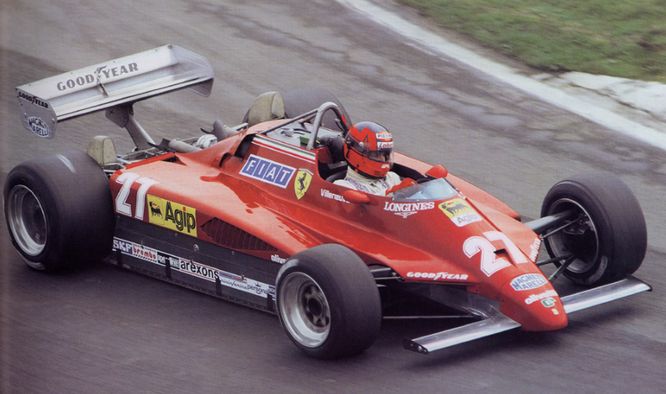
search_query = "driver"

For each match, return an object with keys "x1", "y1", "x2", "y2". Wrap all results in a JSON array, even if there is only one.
[{"x1": 334, "y1": 121, "x2": 400, "y2": 196}]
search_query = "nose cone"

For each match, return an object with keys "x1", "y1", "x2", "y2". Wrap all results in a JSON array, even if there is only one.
[{"x1": 499, "y1": 273, "x2": 568, "y2": 331}]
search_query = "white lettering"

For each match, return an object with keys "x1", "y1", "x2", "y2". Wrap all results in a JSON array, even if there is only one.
[
  {"x1": 525, "y1": 289, "x2": 558, "y2": 305},
  {"x1": 405, "y1": 271, "x2": 469, "y2": 281}
]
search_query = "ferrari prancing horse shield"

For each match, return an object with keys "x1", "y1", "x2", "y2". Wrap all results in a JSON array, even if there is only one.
[{"x1": 294, "y1": 169, "x2": 313, "y2": 200}]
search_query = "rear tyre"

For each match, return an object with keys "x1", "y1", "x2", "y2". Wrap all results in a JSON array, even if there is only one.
[
  {"x1": 276, "y1": 244, "x2": 381, "y2": 359},
  {"x1": 540, "y1": 174, "x2": 646, "y2": 286},
  {"x1": 282, "y1": 88, "x2": 352, "y2": 133},
  {"x1": 4, "y1": 150, "x2": 115, "y2": 271}
]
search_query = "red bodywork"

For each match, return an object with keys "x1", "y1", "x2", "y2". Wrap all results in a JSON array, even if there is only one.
[{"x1": 109, "y1": 121, "x2": 567, "y2": 331}]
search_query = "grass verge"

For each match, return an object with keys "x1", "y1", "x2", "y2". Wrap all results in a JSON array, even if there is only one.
[{"x1": 398, "y1": 0, "x2": 666, "y2": 82}]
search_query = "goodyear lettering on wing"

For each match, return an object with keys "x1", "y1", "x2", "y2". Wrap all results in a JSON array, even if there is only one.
[
  {"x1": 146, "y1": 195, "x2": 197, "y2": 236},
  {"x1": 55, "y1": 62, "x2": 139, "y2": 92},
  {"x1": 240, "y1": 154, "x2": 295, "y2": 188},
  {"x1": 438, "y1": 198, "x2": 482, "y2": 227}
]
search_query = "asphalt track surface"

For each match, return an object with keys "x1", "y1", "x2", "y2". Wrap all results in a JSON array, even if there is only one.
[{"x1": 1, "y1": 1, "x2": 665, "y2": 393}]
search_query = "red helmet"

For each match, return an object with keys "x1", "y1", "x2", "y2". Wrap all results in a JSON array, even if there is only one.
[{"x1": 344, "y1": 121, "x2": 394, "y2": 178}]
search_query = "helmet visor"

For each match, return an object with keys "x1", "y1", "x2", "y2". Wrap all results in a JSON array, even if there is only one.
[{"x1": 367, "y1": 149, "x2": 393, "y2": 163}]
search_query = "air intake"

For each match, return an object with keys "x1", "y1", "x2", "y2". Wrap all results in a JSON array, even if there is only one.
[{"x1": 201, "y1": 218, "x2": 277, "y2": 252}]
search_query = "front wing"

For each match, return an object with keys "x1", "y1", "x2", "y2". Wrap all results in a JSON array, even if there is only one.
[{"x1": 404, "y1": 277, "x2": 651, "y2": 354}]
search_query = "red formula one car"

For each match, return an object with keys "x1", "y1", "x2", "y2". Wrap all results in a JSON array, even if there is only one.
[{"x1": 5, "y1": 45, "x2": 651, "y2": 358}]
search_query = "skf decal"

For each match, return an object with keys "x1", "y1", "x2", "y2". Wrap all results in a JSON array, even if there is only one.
[
  {"x1": 294, "y1": 169, "x2": 313, "y2": 200},
  {"x1": 439, "y1": 198, "x2": 482, "y2": 227},
  {"x1": 146, "y1": 195, "x2": 197, "y2": 236},
  {"x1": 383, "y1": 201, "x2": 435, "y2": 218},
  {"x1": 240, "y1": 154, "x2": 295, "y2": 188}
]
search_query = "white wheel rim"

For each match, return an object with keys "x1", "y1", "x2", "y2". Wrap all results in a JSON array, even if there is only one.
[
  {"x1": 278, "y1": 272, "x2": 331, "y2": 348},
  {"x1": 7, "y1": 185, "x2": 48, "y2": 257}
]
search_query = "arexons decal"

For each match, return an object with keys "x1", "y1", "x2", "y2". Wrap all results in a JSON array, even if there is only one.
[
  {"x1": 112, "y1": 237, "x2": 275, "y2": 298},
  {"x1": 439, "y1": 198, "x2": 482, "y2": 227},
  {"x1": 146, "y1": 195, "x2": 197, "y2": 236},
  {"x1": 55, "y1": 62, "x2": 139, "y2": 91},
  {"x1": 240, "y1": 154, "x2": 295, "y2": 188},
  {"x1": 384, "y1": 201, "x2": 434, "y2": 218}
]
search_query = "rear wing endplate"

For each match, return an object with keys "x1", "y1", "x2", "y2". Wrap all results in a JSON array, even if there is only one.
[{"x1": 16, "y1": 44, "x2": 213, "y2": 138}]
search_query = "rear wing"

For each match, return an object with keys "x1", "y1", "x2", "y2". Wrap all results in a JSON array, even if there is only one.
[{"x1": 16, "y1": 44, "x2": 214, "y2": 143}]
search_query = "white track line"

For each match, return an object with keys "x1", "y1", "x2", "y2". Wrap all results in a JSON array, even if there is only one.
[{"x1": 337, "y1": 0, "x2": 666, "y2": 151}]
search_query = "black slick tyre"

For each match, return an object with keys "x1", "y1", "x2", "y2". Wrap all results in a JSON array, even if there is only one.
[
  {"x1": 3, "y1": 150, "x2": 115, "y2": 271},
  {"x1": 540, "y1": 173, "x2": 647, "y2": 286},
  {"x1": 276, "y1": 244, "x2": 381, "y2": 359}
]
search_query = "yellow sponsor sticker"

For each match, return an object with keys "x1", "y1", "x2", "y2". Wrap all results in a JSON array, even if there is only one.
[
  {"x1": 147, "y1": 195, "x2": 197, "y2": 236},
  {"x1": 294, "y1": 169, "x2": 313, "y2": 200},
  {"x1": 438, "y1": 198, "x2": 482, "y2": 227}
]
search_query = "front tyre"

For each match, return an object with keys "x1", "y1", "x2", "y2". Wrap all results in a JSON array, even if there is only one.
[
  {"x1": 540, "y1": 174, "x2": 647, "y2": 286},
  {"x1": 4, "y1": 150, "x2": 115, "y2": 271},
  {"x1": 276, "y1": 244, "x2": 381, "y2": 359}
]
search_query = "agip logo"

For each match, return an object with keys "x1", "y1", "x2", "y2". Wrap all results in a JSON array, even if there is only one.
[
  {"x1": 439, "y1": 198, "x2": 482, "y2": 227},
  {"x1": 146, "y1": 195, "x2": 197, "y2": 236}
]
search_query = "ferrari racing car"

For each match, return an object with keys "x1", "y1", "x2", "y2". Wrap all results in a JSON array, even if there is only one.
[{"x1": 4, "y1": 45, "x2": 651, "y2": 358}]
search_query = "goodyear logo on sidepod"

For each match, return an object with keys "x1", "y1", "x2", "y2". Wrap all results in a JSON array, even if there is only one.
[{"x1": 147, "y1": 195, "x2": 197, "y2": 236}]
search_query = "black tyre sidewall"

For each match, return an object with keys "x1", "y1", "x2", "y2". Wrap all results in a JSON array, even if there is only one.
[
  {"x1": 541, "y1": 174, "x2": 647, "y2": 285},
  {"x1": 4, "y1": 151, "x2": 115, "y2": 271},
  {"x1": 276, "y1": 244, "x2": 381, "y2": 359}
]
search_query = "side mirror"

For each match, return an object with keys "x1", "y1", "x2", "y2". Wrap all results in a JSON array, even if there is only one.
[
  {"x1": 342, "y1": 189, "x2": 371, "y2": 204},
  {"x1": 426, "y1": 164, "x2": 448, "y2": 179}
]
